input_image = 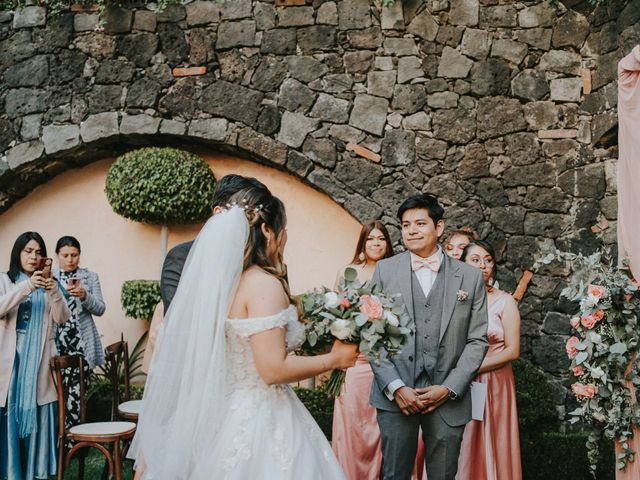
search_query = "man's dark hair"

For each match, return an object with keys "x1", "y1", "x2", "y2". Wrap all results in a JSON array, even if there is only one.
[
  {"x1": 211, "y1": 175, "x2": 269, "y2": 208},
  {"x1": 397, "y1": 194, "x2": 445, "y2": 225}
]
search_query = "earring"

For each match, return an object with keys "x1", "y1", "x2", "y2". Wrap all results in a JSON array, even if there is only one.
[{"x1": 358, "y1": 252, "x2": 365, "y2": 261}]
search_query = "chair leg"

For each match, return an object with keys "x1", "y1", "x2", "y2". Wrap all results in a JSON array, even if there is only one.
[
  {"x1": 78, "y1": 449, "x2": 86, "y2": 480},
  {"x1": 114, "y1": 440, "x2": 122, "y2": 480},
  {"x1": 57, "y1": 439, "x2": 65, "y2": 480}
]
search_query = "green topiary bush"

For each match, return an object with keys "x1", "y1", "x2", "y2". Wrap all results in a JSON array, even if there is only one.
[
  {"x1": 105, "y1": 147, "x2": 216, "y2": 226},
  {"x1": 513, "y1": 358, "x2": 560, "y2": 433},
  {"x1": 294, "y1": 386, "x2": 335, "y2": 440},
  {"x1": 121, "y1": 280, "x2": 161, "y2": 320}
]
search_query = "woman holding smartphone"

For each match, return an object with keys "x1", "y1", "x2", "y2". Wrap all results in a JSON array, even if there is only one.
[
  {"x1": 54, "y1": 236, "x2": 106, "y2": 429},
  {"x1": 0, "y1": 231, "x2": 70, "y2": 479}
]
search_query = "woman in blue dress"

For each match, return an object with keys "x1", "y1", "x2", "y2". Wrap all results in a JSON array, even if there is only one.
[{"x1": 0, "y1": 232, "x2": 70, "y2": 479}]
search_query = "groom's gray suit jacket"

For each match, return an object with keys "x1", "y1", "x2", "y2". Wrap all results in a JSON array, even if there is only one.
[{"x1": 369, "y1": 251, "x2": 489, "y2": 427}]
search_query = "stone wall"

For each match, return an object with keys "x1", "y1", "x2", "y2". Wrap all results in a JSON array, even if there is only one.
[{"x1": 1, "y1": 0, "x2": 639, "y2": 418}]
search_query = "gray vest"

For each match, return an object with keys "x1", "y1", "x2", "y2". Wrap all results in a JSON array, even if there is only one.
[{"x1": 412, "y1": 265, "x2": 445, "y2": 384}]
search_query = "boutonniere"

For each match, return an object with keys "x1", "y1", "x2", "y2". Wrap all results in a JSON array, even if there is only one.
[{"x1": 456, "y1": 290, "x2": 469, "y2": 302}]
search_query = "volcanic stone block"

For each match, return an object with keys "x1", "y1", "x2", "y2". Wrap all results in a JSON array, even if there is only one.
[{"x1": 200, "y1": 81, "x2": 264, "y2": 126}]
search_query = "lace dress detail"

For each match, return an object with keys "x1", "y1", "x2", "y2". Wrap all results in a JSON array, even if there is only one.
[{"x1": 196, "y1": 306, "x2": 346, "y2": 480}]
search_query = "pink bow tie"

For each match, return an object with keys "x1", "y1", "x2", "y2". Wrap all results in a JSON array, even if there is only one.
[{"x1": 411, "y1": 254, "x2": 441, "y2": 272}]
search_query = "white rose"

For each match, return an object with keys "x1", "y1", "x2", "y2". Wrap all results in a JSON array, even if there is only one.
[
  {"x1": 330, "y1": 319, "x2": 353, "y2": 340},
  {"x1": 587, "y1": 332, "x2": 602, "y2": 344},
  {"x1": 384, "y1": 310, "x2": 399, "y2": 327},
  {"x1": 324, "y1": 292, "x2": 340, "y2": 309},
  {"x1": 590, "y1": 367, "x2": 605, "y2": 378}
]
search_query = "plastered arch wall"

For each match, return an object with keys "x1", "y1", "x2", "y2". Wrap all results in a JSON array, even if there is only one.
[{"x1": 0, "y1": 153, "x2": 362, "y2": 348}]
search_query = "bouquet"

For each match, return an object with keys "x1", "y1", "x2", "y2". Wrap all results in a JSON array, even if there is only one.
[{"x1": 297, "y1": 267, "x2": 414, "y2": 396}]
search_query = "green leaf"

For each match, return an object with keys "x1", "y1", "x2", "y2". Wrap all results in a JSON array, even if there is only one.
[
  {"x1": 575, "y1": 351, "x2": 589, "y2": 365},
  {"x1": 343, "y1": 267, "x2": 358, "y2": 283},
  {"x1": 610, "y1": 343, "x2": 628, "y2": 355},
  {"x1": 355, "y1": 313, "x2": 369, "y2": 326}
]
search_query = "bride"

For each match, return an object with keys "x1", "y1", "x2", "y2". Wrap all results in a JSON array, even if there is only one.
[{"x1": 131, "y1": 185, "x2": 358, "y2": 479}]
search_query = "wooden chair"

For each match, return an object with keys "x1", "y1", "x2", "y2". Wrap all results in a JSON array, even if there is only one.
[
  {"x1": 50, "y1": 355, "x2": 136, "y2": 480},
  {"x1": 105, "y1": 340, "x2": 143, "y2": 422}
]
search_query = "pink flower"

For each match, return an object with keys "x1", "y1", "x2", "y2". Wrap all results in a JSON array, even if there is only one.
[
  {"x1": 572, "y1": 382, "x2": 598, "y2": 399},
  {"x1": 566, "y1": 336, "x2": 580, "y2": 358},
  {"x1": 339, "y1": 297, "x2": 352, "y2": 309},
  {"x1": 359, "y1": 295, "x2": 384, "y2": 320},
  {"x1": 570, "y1": 317, "x2": 580, "y2": 329},
  {"x1": 581, "y1": 310, "x2": 604, "y2": 329},
  {"x1": 573, "y1": 366, "x2": 585, "y2": 377},
  {"x1": 587, "y1": 285, "x2": 607, "y2": 299},
  {"x1": 581, "y1": 315, "x2": 597, "y2": 329}
]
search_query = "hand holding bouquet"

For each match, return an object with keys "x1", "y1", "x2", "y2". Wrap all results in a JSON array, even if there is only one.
[{"x1": 297, "y1": 267, "x2": 414, "y2": 396}]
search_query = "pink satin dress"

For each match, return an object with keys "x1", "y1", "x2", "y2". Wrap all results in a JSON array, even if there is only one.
[
  {"x1": 457, "y1": 290, "x2": 522, "y2": 480},
  {"x1": 616, "y1": 45, "x2": 640, "y2": 480},
  {"x1": 331, "y1": 354, "x2": 426, "y2": 480}
]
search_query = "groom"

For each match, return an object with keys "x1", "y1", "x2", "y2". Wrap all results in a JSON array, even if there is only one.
[
  {"x1": 160, "y1": 174, "x2": 270, "y2": 311},
  {"x1": 370, "y1": 194, "x2": 488, "y2": 480}
]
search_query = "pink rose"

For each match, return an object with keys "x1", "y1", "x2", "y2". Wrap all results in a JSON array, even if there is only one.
[
  {"x1": 566, "y1": 336, "x2": 580, "y2": 358},
  {"x1": 359, "y1": 295, "x2": 384, "y2": 320},
  {"x1": 571, "y1": 382, "x2": 598, "y2": 399},
  {"x1": 593, "y1": 310, "x2": 604, "y2": 321},
  {"x1": 587, "y1": 285, "x2": 607, "y2": 299},
  {"x1": 573, "y1": 366, "x2": 585, "y2": 377},
  {"x1": 581, "y1": 315, "x2": 597, "y2": 329},
  {"x1": 570, "y1": 317, "x2": 580, "y2": 329},
  {"x1": 339, "y1": 297, "x2": 352, "y2": 309}
]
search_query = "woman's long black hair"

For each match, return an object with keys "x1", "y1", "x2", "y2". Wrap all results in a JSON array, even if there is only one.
[{"x1": 8, "y1": 231, "x2": 47, "y2": 283}]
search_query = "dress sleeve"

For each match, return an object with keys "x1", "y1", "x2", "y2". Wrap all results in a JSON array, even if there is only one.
[{"x1": 229, "y1": 313, "x2": 289, "y2": 338}]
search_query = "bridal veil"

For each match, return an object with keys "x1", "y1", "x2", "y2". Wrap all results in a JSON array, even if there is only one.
[{"x1": 131, "y1": 207, "x2": 249, "y2": 479}]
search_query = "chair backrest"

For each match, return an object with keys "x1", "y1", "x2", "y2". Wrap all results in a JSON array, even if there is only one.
[
  {"x1": 104, "y1": 340, "x2": 131, "y2": 420},
  {"x1": 50, "y1": 354, "x2": 87, "y2": 437}
]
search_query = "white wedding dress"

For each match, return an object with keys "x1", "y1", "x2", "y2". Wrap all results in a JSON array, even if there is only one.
[
  {"x1": 190, "y1": 305, "x2": 346, "y2": 479},
  {"x1": 130, "y1": 207, "x2": 346, "y2": 480}
]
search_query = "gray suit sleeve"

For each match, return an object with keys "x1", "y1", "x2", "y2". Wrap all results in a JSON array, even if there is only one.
[
  {"x1": 369, "y1": 263, "x2": 405, "y2": 394},
  {"x1": 441, "y1": 270, "x2": 489, "y2": 397},
  {"x1": 81, "y1": 271, "x2": 106, "y2": 316},
  {"x1": 161, "y1": 243, "x2": 190, "y2": 311}
]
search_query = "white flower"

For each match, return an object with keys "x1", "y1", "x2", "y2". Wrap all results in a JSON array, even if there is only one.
[
  {"x1": 324, "y1": 292, "x2": 340, "y2": 309},
  {"x1": 580, "y1": 295, "x2": 599, "y2": 310},
  {"x1": 590, "y1": 367, "x2": 605, "y2": 378},
  {"x1": 330, "y1": 319, "x2": 353, "y2": 340},
  {"x1": 384, "y1": 310, "x2": 400, "y2": 327},
  {"x1": 587, "y1": 331, "x2": 602, "y2": 344}
]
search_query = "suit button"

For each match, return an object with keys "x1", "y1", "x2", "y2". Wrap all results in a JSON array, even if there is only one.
[
  {"x1": 424, "y1": 335, "x2": 428, "y2": 339},
  {"x1": 425, "y1": 303, "x2": 430, "y2": 307},
  {"x1": 423, "y1": 349, "x2": 428, "y2": 354},
  {"x1": 408, "y1": 356, "x2": 414, "y2": 361}
]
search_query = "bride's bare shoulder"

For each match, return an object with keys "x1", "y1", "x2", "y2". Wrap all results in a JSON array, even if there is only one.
[{"x1": 233, "y1": 267, "x2": 288, "y2": 318}]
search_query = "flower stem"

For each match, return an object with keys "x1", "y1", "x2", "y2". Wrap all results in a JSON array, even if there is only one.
[{"x1": 324, "y1": 369, "x2": 346, "y2": 397}]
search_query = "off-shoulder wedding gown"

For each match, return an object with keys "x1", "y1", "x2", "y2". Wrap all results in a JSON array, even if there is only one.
[{"x1": 191, "y1": 305, "x2": 346, "y2": 479}]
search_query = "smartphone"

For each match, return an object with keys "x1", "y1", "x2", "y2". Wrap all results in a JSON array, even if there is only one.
[
  {"x1": 37, "y1": 257, "x2": 53, "y2": 278},
  {"x1": 67, "y1": 278, "x2": 80, "y2": 289}
]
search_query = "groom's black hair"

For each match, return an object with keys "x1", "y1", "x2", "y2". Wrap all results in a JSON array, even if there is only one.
[
  {"x1": 397, "y1": 194, "x2": 444, "y2": 225},
  {"x1": 211, "y1": 175, "x2": 270, "y2": 208}
]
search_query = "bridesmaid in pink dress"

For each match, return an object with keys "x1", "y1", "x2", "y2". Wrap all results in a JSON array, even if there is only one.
[
  {"x1": 457, "y1": 240, "x2": 522, "y2": 480},
  {"x1": 331, "y1": 221, "x2": 427, "y2": 480}
]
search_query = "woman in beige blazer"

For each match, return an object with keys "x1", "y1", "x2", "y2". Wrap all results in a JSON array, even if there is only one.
[{"x1": 0, "y1": 231, "x2": 70, "y2": 480}]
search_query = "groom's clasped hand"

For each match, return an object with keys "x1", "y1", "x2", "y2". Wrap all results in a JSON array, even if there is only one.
[{"x1": 394, "y1": 385, "x2": 450, "y2": 416}]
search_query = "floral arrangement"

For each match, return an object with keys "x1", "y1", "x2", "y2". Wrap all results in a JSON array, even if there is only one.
[
  {"x1": 297, "y1": 267, "x2": 414, "y2": 396},
  {"x1": 536, "y1": 250, "x2": 640, "y2": 474}
]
